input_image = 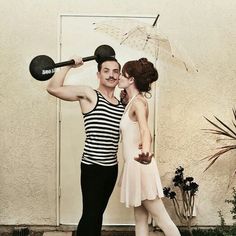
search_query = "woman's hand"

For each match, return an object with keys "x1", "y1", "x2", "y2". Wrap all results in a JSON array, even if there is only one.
[
  {"x1": 120, "y1": 89, "x2": 128, "y2": 106},
  {"x1": 134, "y1": 152, "x2": 153, "y2": 165}
]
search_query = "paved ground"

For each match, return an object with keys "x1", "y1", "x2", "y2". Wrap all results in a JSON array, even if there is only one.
[
  {"x1": 42, "y1": 231, "x2": 164, "y2": 236},
  {"x1": 0, "y1": 230, "x2": 164, "y2": 236},
  {"x1": 43, "y1": 233, "x2": 71, "y2": 236},
  {"x1": 0, "y1": 226, "x2": 165, "y2": 236}
]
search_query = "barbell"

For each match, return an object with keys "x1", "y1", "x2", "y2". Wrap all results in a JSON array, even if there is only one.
[{"x1": 29, "y1": 44, "x2": 116, "y2": 81}]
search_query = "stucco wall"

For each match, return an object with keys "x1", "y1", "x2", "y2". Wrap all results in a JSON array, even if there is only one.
[{"x1": 0, "y1": 0, "x2": 235, "y2": 226}]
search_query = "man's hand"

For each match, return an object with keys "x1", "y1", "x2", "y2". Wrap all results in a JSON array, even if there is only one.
[
  {"x1": 71, "y1": 56, "x2": 84, "y2": 68},
  {"x1": 134, "y1": 152, "x2": 153, "y2": 165}
]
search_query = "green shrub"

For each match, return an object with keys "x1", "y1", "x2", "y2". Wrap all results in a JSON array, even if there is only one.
[{"x1": 225, "y1": 188, "x2": 236, "y2": 220}]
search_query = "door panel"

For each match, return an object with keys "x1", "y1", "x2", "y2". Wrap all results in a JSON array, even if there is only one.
[{"x1": 60, "y1": 15, "x2": 156, "y2": 225}]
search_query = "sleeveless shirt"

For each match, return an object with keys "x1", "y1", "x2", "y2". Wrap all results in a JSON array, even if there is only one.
[{"x1": 82, "y1": 90, "x2": 125, "y2": 166}]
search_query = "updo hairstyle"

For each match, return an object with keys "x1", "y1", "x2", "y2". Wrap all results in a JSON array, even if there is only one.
[{"x1": 122, "y1": 58, "x2": 158, "y2": 93}]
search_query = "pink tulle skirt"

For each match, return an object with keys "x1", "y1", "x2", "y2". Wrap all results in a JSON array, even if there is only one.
[{"x1": 119, "y1": 158, "x2": 164, "y2": 208}]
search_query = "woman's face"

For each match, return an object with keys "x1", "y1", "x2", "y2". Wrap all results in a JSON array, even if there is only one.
[{"x1": 118, "y1": 71, "x2": 131, "y2": 89}]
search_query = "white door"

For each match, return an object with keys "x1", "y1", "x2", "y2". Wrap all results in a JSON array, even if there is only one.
[{"x1": 59, "y1": 14, "x2": 157, "y2": 225}]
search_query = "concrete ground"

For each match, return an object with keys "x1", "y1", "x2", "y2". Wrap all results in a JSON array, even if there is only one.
[
  {"x1": 0, "y1": 226, "x2": 165, "y2": 236},
  {"x1": 42, "y1": 231, "x2": 164, "y2": 236}
]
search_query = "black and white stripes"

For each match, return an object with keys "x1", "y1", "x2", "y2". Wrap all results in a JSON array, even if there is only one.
[{"x1": 82, "y1": 90, "x2": 124, "y2": 166}]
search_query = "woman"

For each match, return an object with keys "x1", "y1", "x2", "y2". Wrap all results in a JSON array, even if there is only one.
[{"x1": 118, "y1": 58, "x2": 180, "y2": 236}]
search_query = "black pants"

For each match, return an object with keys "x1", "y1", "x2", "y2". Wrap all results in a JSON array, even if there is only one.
[{"x1": 76, "y1": 163, "x2": 118, "y2": 236}]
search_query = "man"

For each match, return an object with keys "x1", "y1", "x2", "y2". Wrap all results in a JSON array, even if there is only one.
[{"x1": 47, "y1": 56, "x2": 124, "y2": 236}]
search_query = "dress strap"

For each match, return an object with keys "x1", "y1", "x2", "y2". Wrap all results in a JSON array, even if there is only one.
[{"x1": 124, "y1": 93, "x2": 140, "y2": 114}]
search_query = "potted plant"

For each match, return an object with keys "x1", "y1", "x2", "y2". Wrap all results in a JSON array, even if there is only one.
[{"x1": 163, "y1": 166, "x2": 199, "y2": 236}]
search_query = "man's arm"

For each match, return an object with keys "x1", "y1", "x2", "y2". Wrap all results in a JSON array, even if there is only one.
[
  {"x1": 46, "y1": 57, "x2": 97, "y2": 114},
  {"x1": 46, "y1": 57, "x2": 93, "y2": 102}
]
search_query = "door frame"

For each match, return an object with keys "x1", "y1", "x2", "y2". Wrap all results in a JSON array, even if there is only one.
[{"x1": 56, "y1": 13, "x2": 157, "y2": 225}]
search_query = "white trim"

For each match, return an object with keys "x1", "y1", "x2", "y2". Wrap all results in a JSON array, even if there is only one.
[
  {"x1": 55, "y1": 14, "x2": 63, "y2": 226},
  {"x1": 59, "y1": 13, "x2": 156, "y2": 19},
  {"x1": 57, "y1": 13, "x2": 156, "y2": 225}
]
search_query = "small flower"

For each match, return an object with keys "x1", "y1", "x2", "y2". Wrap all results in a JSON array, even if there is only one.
[
  {"x1": 186, "y1": 177, "x2": 194, "y2": 182},
  {"x1": 183, "y1": 184, "x2": 191, "y2": 191},
  {"x1": 175, "y1": 166, "x2": 184, "y2": 175},
  {"x1": 163, "y1": 187, "x2": 176, "y2": 199},
  {"x1": 169, "y1": 191, "x2": 176, "y2": 199},
  {"x1": 173, "y1": 174, "x2": 183, "y2": 186},
  {"x1": 163, "y1": 187, "x2": 171, "y2": 196},
  {"x1": 190, "y1": 182, "x2": 199, "y2": 194}
]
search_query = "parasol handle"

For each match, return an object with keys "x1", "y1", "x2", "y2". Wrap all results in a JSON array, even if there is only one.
[{"x1": 152, "y1": 14, "x2": 160, "y2": 27}]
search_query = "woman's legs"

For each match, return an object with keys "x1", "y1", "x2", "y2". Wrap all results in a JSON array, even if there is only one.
[
  {"x1": 134, "y1": 205, "x2": 149, "y2": 236},
  {"x1": 142, "y1": 198, "x2": 181, "y2": 236}
]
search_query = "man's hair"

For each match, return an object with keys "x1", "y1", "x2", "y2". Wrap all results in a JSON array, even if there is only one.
[{"x1": 97, "y1": 57, "x2": 121, "y2": 72}]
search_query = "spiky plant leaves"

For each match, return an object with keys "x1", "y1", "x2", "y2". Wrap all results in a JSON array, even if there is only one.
[{"x1": 203, "y1": 109, "x2": 236, "y2": 186}]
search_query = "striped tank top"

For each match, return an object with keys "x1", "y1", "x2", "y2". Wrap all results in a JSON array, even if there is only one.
[{"x1": 82, "y1": 90, "x2": 125, "y2": 166}]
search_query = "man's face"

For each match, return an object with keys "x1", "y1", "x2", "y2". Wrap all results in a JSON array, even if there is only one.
[
  {"x1": 118, "y1": 71, "x2": 131, "y2": 89},
  {"x1": 97, "y1": 61, "x2": 120, "y2": 88}
]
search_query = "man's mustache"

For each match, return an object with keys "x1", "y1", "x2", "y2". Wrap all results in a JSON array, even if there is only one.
[{"x1": 106, "y1": 76, "x2": 116, "y2": 80}]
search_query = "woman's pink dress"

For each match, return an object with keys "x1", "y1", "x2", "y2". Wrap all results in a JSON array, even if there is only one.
[{"x1": 119, "y1": 96, "x2": 164, "y2": 207}]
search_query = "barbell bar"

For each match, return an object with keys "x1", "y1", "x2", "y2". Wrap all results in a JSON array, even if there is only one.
[{"x1": 29, "y1": 44, "x2": 116, "y2": 81}]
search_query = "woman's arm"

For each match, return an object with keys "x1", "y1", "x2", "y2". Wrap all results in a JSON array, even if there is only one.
[
  {"x1": 133, "y1": 98, "x2": 153, "y2": 164},
  {"x1": 133, "y1": 98, "x2": 152, "y2": 152}
]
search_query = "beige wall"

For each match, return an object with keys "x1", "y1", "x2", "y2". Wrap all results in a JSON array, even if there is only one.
[{"x1": 0, "y1": 0, "x2": 235, "y2": 226}]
